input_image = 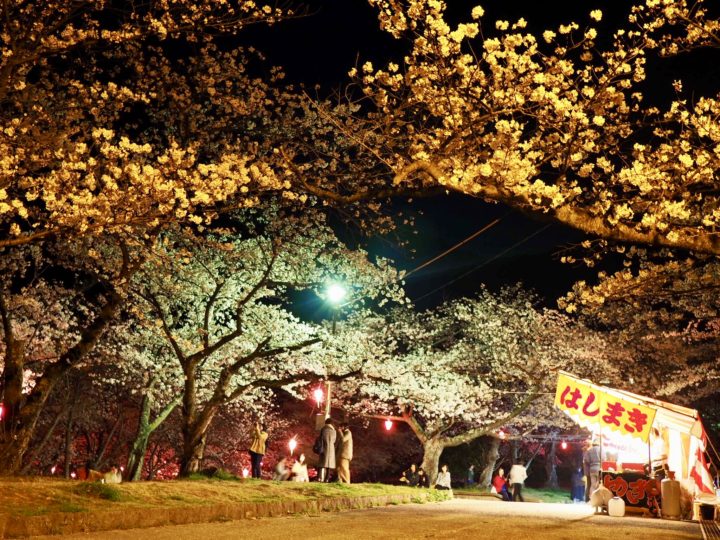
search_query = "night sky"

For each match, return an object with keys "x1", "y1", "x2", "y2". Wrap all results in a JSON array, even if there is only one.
[{"x1": 240, "y1": 1, "x2": 715, "y2": 309}]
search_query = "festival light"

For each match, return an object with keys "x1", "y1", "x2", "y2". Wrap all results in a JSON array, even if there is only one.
[
  {"x1": 289, "y1": 437, "x2": 298, "y2": 455},
  {"x1": 313, "y1": 387, "x2": 324, "y2": 406},
  {"x1": 326, "y1": 283, "x2": 347, "y2": 305},
  {"x1": 384, "y1": 419, "x2": 393, "y2": 431},
  {"x1": 70, "y1": 472, "x2": 77, "y2": 479},
  {"x1": 50, "y1": 465, "x2": 57, "y2": 475},
  {"x1": 561, "y1": 441, "x2": 568, "y2": 450},
  {"x1": 498, "y1": 430, "x2": 506, "y2": 440},
  {"x1": 0, "y1": 403, "x2": 3, "y2": 421},
  {"x1": 242, "y1": 468, "x2": 250, "y2": 478}
]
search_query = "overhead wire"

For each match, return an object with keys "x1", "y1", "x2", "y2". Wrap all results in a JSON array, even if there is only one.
[{"x1": 413, "y1": 224, "x2": 553, "y2": 304}]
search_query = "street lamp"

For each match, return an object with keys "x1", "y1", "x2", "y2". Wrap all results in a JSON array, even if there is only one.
[
  {"x1": 326, "y1": 283, "x2": 347, "y2": 305},
  {"x1": 321, "y1": 282, "x2": 348, "y2": 420}
]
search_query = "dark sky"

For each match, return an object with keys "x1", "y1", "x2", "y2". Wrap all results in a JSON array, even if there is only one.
[{"x1": 240, "y1": 1, "x2": 712, "y2": 309}]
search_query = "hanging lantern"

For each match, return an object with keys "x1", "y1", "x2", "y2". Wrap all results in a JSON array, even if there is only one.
[
  {"x1": 313, "y1": 387, "x2": 324, "y2": 406},
  {"x1": 384, "y1": 419, "x2": 393, "y2": 431},
  {"x1": 498, "y1": 430, "x2": 506, "y2": 440},
  {"x1": 561, "y1": 440, "x2": 568, "y2": 450},
  {"x1": 289, "y1": 437, "x2": 298, "y2": 455}
]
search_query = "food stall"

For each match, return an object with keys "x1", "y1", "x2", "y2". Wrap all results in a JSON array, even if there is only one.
[{"x1": 555, "y1": 372, "x2": 717, "y2": 517}]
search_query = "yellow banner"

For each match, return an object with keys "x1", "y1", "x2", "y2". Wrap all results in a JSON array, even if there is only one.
[{"x1": 555, "y1": 373, "x2": 657, "y2": 443}]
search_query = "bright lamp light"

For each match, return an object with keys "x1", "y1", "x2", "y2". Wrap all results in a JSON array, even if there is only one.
[{"x1": 326, "y1": 283, "x2": 347, "y2": 305}]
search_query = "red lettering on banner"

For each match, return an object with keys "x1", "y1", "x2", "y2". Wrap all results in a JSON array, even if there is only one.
[
  {"x1": 624, "y1": 408, "x2": 649, "y2": 434},
  {"x1": 602, "y1": 401, "x2": 626, "y2": 427},
  {"x1": 603, "y1": 474, "x2": 628, "y2": 497},
  {"x1": 626, "y1": 478, "x2": 648, "y2": 505},
  {"x1": 582, "y1": 391, "x2": 600, "y2": 417},
  {"x1": 560, "y1": 386, "x2": 583, "y2": 410}
]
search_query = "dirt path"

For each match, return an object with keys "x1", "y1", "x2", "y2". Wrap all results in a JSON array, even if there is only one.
[{"x1": 31, "y1": 498, "x2": 700, "y2": 539}]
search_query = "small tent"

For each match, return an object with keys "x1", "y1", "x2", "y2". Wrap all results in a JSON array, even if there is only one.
[{"x1": 554, "y1": 371, "x2": 716, "y2": 498}]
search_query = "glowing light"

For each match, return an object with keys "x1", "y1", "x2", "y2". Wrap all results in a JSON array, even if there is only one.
[
  {"x1": 561, "y1": 441, "x2": 568, "y2": 450},
  {"x1": 289, "y1": 437, "x2": 298, "y2": 455},
  {"x1": 120, "y1": 466, "x2": 125, "y2": 472},
  {"x1": 313, "y1": 387, "x2": 324, "y2": 405},
  {"x1": 242, "y1": 468, "x2": 250, "y2": 478},
  {"x1": 50, "y1": 465, "x2": 57, "y2": 475},
  {"x1": 0, "y1": 403, "x2": 3, "y2": 421},
  {"x1": 384, "y1": 419, "x2": 393, "y2": 431},
  {"x1": 70, "y1": 472, "x2": 77, "y2": 479},
  {"x1": 326, "y1": 283, "x2": 347, "y2": 305},
  {"x1": 498, "y1": 430, "x2": 506, "y2": 440}
]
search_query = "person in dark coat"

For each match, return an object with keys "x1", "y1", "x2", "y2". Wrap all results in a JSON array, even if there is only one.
[
  {"x1": 399, "y1": 463, "x2": 420, "y2": 486},
  {"x1": 318, "y1": 417, "x2": 336, "y2": 482}
]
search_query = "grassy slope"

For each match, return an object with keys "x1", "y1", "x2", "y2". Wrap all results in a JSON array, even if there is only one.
[{"x1": 0, "y1": 478, "x2": 448, "y2": 517}]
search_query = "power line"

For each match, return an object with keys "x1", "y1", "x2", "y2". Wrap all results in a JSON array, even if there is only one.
[
  {"x1": 404, "y1": 218, "x2": 502, "y2": 279},
  {"x1": 413, "y1": 224, "x2": 552, "y2": 304}
]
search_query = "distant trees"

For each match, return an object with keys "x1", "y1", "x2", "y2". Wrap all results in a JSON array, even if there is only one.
[{"x1": 341, "y1": 287, "x2": 615, "y2": 484}]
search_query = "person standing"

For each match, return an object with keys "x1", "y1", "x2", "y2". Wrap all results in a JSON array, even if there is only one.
[
  {"x1": 318, "y1": 417, "x2": 336, "y2": 482},
  {"x1": 337, "y1": 423, "x2": 353, "y2": 484},
  {"x1": 583, "y1": 440, "x2": 601, "y2": 501},
  {"x1": 249, "y1": 422, "x2": 268, "y2": 479},
  {"x1": 508, "y1": 461, "x2": 527, "y2": 502},
  {"x1": 571, "y1": 466, "x2": 585, "y2": 503},
  {"x1": 467, "y1": 464, "x2": 476, "y2": 487}
]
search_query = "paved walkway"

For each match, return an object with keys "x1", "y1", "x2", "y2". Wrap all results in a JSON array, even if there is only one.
[{"x1": 32, "y1": 498, "x2": 700, "y2": 539}]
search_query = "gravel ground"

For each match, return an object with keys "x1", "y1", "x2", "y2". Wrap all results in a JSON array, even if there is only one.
[{"x1": 31, "y1": 498, "x2": 700, "y2": 540}]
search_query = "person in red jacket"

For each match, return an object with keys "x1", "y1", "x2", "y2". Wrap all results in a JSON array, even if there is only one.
[{"x1": 492, "y1": 467, "x2": 511, "y2": 501}]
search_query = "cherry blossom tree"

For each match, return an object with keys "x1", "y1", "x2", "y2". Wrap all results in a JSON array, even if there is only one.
[
  {"x1": 342, "y1": 287, "x2": 616, "y2": 484},
  {"x1": 129, "y1": 207, "x2": 405, "y2": 475},
  {"x1": 298, "y1": 1, "x2": 720, "y2": 257}
]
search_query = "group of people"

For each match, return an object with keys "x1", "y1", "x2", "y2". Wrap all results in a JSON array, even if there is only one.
[
  {"x1": 272, "y1": 454, "x2": 309, "y2": 482},
  {"x1": 248, "y1": 417, "x2": 354, "y2": 483},
  {"x1": 316, "y1": 417, "x2": 354, "y2": 483},
  {"x1": 399, "y1": 463, "x2": 452, "y2": 490},
  {"x1": 491, "y1": 462, "x2": 528, "y2": 501}
]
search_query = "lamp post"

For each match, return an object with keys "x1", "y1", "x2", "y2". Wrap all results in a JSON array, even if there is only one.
[{"x1": 323, "y1": 282, "x2": 347, "y2": 419}]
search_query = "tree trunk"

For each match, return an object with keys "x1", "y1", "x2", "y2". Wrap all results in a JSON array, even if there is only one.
[
  {"x1": 545, "y1": 440, "x2": 559, "y2": 489},
  {"x1": 0, "y1": 289, "x2": 121, "y2": 475},
  {"x1": 180, "y1": 429, "x2": 208, "y2": 476},
  {"x1": 126, "y1": 393, "x2": 180, "y2": 481},
  {"x1": 421, "y1": 438, "x2": 445, "y2": 486},
  {"x1": 479, "y1": 437, "x2": 500, "y2": 488},
  {"x1": 19, "y1": 407, "x2": 64, "y2": 475}
]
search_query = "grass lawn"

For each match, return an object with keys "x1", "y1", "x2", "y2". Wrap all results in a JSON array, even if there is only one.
[
  {"x1": 0, "y1": 476, "x2": 448, "y2": 518},
  {"x1": 453, "y1": 486, "x2": 574, "y2": 504}
]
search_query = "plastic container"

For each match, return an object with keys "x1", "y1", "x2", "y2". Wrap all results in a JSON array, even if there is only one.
[
  {"x1": 661, "y1": 478, "x2": 681, "y2": 518},
  {"x1": 608, "y1": 496, "x2": 626, "y2": 517}
]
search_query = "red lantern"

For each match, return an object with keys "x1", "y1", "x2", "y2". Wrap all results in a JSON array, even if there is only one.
[
  {"x1": 384, "y1": 419, "x2": 393, "y2": 431},
  {"x1": 561, "y1": 441, "x2": 568, "y2": 450}
]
